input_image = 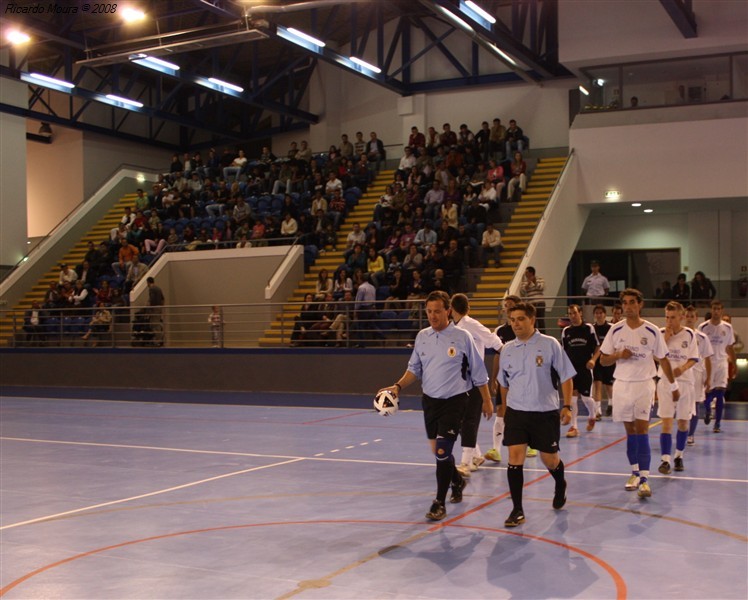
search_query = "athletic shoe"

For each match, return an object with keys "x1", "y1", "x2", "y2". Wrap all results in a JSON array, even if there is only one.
[
  {"x1": 596, "y1": 414, "x2": 602, "y2": 422},
  {"x1": 637, "y1": 481, "x2": 652, "y2": 498},
  {"x1": 552, "y1": 479, "x2": 567, "y2": 510},
  {"x1": 658, "y1": 460, "x2": 671, "y2": 475},
  {"x1": 484, "y1": 448, "x2": 502, "y2": 463},
  {"x1": 605, "y1": 405, "x2": 613, "y2": 417},
  {"x1": 426, "y1": 500, "x2": 446, "y2": 521},
  {"x1": 471, "y1": 456, "x2": 485, "y2": 471},
  {"x1": 586, "y1": 419, "x2": 596, "y2": 432},
  {"x1": 456, "y1": 463, "x2": 472, "y2": 478},
  {"x1": 713, "y1": 426, "x2": 721, "y2": 433},
  {"x1": 450, "y1": 474, "x2": 467, "y2": 504},
  {"x1": 674, "y1": 457, "x2": 684, "y2": 472},
  {"x1": 566, "y1": 427, "x2": 579, "y2": 438},
  {"x1": 625, "y1": 474, "x2": 641, "y2": 491},
  {"x1": 504, "y1": 508, "x2": 525, "y2": 527},
  {"x1": 526, "y1": 447, "x2": 538, "y2": 457},
  {"x1": 687, "y1": 436, "x2": 695, "y2": 446},
  {"x1": 704, "y1": 411, "x2": 712, "y2": 425}
]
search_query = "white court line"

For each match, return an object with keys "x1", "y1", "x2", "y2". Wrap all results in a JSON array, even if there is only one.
[
  {"x1": 3, "y1": 436, "x2": 747, "y2": 485},
  {"x1": 0, "y1": 457, "x2": 304, "y2": 531}
]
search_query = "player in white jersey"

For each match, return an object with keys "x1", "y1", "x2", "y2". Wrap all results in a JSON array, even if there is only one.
[
  {"x1": 684, "y1": 306, "x2": 713, "y2": 444},
  {"x1": 656, "y1": 302, "x2": 700, "y2": 474},
  {"x1": 697, "y1": 300, "x2": 736, "y2": 433},
  {"x1": 451, "y1": 294, "x2": 503, "y2": 477},
  {"x1": 600, "y1": 288, "x2": 679, "y2": 499}
]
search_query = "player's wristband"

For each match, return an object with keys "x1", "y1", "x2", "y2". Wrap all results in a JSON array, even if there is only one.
[
  {"x1": 394, "y1": 383, "x2": 402, "y2": 392},
  {"x1": 562, "y1": 405, "x2": 572, "y2": 410},
  {"x1": 670, "y1": 382, "x2": 679, "y2": 392}
]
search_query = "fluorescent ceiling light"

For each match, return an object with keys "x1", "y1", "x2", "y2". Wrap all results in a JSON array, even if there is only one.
[
  {"x1": 643, "y1": 209, "x2": 653, "y2": 213},
  {"x1": 122, "y1": 7, "x2": 146, "y2": 22},
  {"x1": 487, "y1": 44, "x2": 517, "y2": 66},
  {"x1": 130, "y1": 54, "x2": 180, "y2": 74},
  {"x1": 464, "y1": 1, "x2": 496, "y2": 24},
  {"x1": 631, "y1": 202, "x2": 641, "y2": 207},
  {"x1": 349, "y1": 56, "x2": 382, "y2": 74},
  {"x1": 208, "y1": 77, "x2": 244, "y2": 93},
  {"x1": 104, "y1": 94, "x2": 144, "y2": 108},
  {"x1": 21, "y1": 72, "x2": 75, "y2": 91},
  {"x1": 596, "y1": 78, "x2": 605, "y2": 86},
  {"x1": 579, "y1": 85, "x2": 590, "y2": 96},
  {"x1": 7, "y1": 30, "x2": 30, "y2": 44},
  {"x1": 286, "y1": 27, "x2": 325, "y2": 48}
]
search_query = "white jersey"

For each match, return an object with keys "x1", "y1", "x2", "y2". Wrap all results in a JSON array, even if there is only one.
[
  {"x1": 600, "y1": 319, "x2": 669, "y2": 382},
  {"x1": 697, "y1": 320, "x2": 734, "y2": 363},
  {"x1": 657, "y1": 327, "x2": 700, "y2": 384},
  {"x1": 692, "y1": 329, "x2": 714, "y2": 378},
  {"x1": 455, "y1": 314, "x2": 503, "y2": 358}
]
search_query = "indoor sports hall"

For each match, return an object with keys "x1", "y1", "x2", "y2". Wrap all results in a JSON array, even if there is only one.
[{"x1": 1, "y1": 1, "x2": 747, "y2": 599}]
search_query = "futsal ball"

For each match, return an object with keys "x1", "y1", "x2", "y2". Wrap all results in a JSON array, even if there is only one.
[{"x1": 373, "y1": 389, "x2": 399, "y2": 416}]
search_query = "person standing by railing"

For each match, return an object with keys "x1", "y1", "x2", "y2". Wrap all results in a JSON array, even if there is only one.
[
  {"x1": 208, "y1": 305, "x2": 224, "y2": 348},
  {"x1": 519, "y1": 266, "x2": 546, "y2": 333}
]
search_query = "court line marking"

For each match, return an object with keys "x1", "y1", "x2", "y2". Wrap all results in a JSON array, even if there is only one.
[
  {"x1": 3, "y1": 437, "x2": 746, "y2": 483},
  {"x1": 0, "y1": 520, "x2": 626, "y2": 600},
  {"x1": 0, "y1": 458, "x2": 304, "y2": 531}
]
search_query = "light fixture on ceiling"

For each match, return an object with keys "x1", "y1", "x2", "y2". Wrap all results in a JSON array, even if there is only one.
[
  {"x1": 103, "y1": 94, "x2": 145, "y2": 109},
  {"x1": 579, "y1": 85, "x2": 590, "y2": 96},
  {"x1": 461, "y1": 1, "x2": 496, "y2": 26},
  {"x1": 596, "y1": 78, "x2": 605, "y2": 86},
  {"x1": 130, "y1": 54, "x2": 180, "y2": 75},
  {"x1": 38, "y1": 122, "x2": 53, "y2": 138},
  {"x1": 436, "y1": 5, "x2": 474, "y2": 33},
  {"x1": 20, "y1": 72, "x2": 76, "y2": 92},
  {"x1": 196, "y1": 77, "x2": 245, "y2": 95},
  {"x1": 122, "y1": 7, "x2": 146, "y2": 22},
  {"x1": 631, "y1": 202, "x2": 641, "y2": 207},
  {"x1": 278, "y1": 26, "x2": 325, "y2": 50},
  {"x1": 6, "y1": 30, "x2": 31, "y2": 45},
  {"x1": 643, "y1": 209, "x2": 654, "y2": 213},
  {"x1": 349, "y1": 56, "x2": 382, "y2": 74}
]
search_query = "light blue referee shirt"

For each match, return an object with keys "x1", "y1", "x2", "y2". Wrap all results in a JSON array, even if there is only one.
[
  {"x1": 408, "y1": 322, "x2": 489, "y2": 398},
  {"x1": 499, "y1": 331, "x2": 577, "y2": 412}
]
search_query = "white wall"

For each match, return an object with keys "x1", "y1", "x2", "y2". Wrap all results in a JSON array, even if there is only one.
[
  {"x1": 0, "y1": 78, "x2": 28, "y2": 267},
  {"x1": 560, "y1": 0, "x2": 748, "y2": 68}
]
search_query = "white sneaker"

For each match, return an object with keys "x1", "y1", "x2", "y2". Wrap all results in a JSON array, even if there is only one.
[
  {"x1": 471, "y1": 456, "x2": 485, "y2": 471},
  {"x1": 456, "y1": 463, "x2": 472, "y2": 478}
]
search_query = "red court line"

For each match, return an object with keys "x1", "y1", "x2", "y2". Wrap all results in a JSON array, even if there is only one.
[{"x1": 0, "y1": 520, "x2": 625, "y2": 598}]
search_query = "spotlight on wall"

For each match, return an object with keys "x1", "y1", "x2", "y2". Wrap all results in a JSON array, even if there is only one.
[{"x1": 39, "y1": 122, "x2": 53, "y2": 138}]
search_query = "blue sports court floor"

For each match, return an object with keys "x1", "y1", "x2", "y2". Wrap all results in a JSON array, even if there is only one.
[{"x1": 1, "y1": 388, "x2": 746, "y2": 599}]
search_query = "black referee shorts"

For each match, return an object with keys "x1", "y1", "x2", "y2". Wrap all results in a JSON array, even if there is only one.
[
  {"x1": 422, "y1": 393, "x2": 468, "y2": 441},
  {"x1": 572, "y1": 368, "x2": 593, "y2": 396},
  {"x1": 593, "y1": 360, "x2": 615, "y2": 386},
  {"x1": 503, "y1": 406, "x2": 561, "y2": 454}
]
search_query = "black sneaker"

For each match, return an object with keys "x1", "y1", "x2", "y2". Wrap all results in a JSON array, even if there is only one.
[
  {"x1": 553, "y1": 479, "x2": 567, "y2": 510},
  {"x1": 704, "y1": 411, "x2": 712, "y2": 425},
  {"x1": 605, "y1": 405, "x2": 613, "y2": 417},
  {"x1": 426, "y1": 500, "x2": 446, "y2": 521},
  {"x1": 713, "y1": 425, "x2": 721, "y2": 433},
  {"x1": 658, "y1": 460, "x2": 671, "y2": 475},
  {"x1": 504, "y1": 508, "x2": 525, "y2": 527},
  {"x1": 449, "y1": 474, "x2": 467, "y2": 504},
  {"x1": 674, "y1": 457, "x2": 684, "y2": 472}
]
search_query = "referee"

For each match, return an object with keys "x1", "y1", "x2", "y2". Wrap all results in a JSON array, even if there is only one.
[
  {"x1": 379, "y1": 291, "x2": 493, "y2": 521},
  {"x1": 498, "y1": 302, "x2": 576, "y2": 527}
]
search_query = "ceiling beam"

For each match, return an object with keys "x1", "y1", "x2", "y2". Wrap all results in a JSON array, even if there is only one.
[{"x1": 659, "y1": 0, "x2": 698, "y2": 38}]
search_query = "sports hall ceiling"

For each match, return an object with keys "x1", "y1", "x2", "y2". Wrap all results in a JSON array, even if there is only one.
[{"x1": 0, "y1": 0, "x2": 694, "y2": 149}]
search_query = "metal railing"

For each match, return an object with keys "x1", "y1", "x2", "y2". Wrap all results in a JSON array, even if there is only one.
[{"x1": 4, "y1": 295, "x2": 745, "y2": 349}]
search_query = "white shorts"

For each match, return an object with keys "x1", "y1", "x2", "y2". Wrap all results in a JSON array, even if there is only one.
[
  {"x1": 709, "y1": 360, "x2": 728, "y2": 389},
  {"x1": 656, "y1": 379, "x2": 696, "y2": 421},
  {"x1": 692, "y1": 368, "x2": 707, "y2": 402},
  {"x1": 612, "y1": 379, "x2": 655, "y2": 423}
]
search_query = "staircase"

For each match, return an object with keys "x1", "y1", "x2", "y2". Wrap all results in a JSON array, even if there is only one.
[
  {"x1": 258, "y1": 171, "x2": 393, "y2": 346},
  {"x1": 0, "y1": 194, "x2": 138, "y2": 345},
  {"x1": 468, "y1": 156, "x2": 567, "y2": 329}
]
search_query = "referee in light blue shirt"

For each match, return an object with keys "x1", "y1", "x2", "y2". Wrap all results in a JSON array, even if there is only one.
[
  {"x1": 498, "y1": 302, "x2": 576, "y2": 527},
  {"x1": 379, "y1": 291, "x2": 493, "y2": 522}
]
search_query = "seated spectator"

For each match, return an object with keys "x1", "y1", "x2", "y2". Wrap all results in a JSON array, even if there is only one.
[
  {"x1": 478, "y1": 180, "x2": 497, "y2": 208},
  {"x1": 81, "y1": 302, "x2": 112, "y2": 341},
  {"x1": 475, "y1": 120, "x2": 491, "y2": 162},
  {"x1": 423, "y1": 180, "x2": 444, "y2": 221},
  {"x1": 311, "y1": 209, "x2": 335, "y2": 251},
  {"x1": 315, "y1": 268, "x2": 334, "y2": 301},
  {"x1": 505, "y1": 119, "x2": 526, "y2": 158},
  {"x1": 345, "y1": 223, "x2": 367, "y2": 255},
  {"x1": 408, "y1": 268, "x2": 426, "y2": 298},
  {"x1": 353, "y1": 131, "x2": 366, "y2": 158},
  {"x1": 94, "y1": 280, "x2": 112, "y2": 305},
  {"x1": 223, "y1": 149, "x2": 247, "y2": 182},
  {"x1": 353, "y1": 273, "x2": 379, "y2": 345},
  {"x1": 428, "y1": 267, "x2": 451, "y2": 294},
  {"x1": 346, "y1": 244, "x2": 367, "y2": 273},
  {"x1": 691, "y1": 271, "x2": 716, "y2": 306},
  {"x1": 442, "y1": 239, "x2": 465, "y2": 292},
  {"x1": 402, "y1": 243, "x2": 423, "y2": 272},
  {"x1": 290, "y1": 293, "x2": 318, "y2": 346},
  {"x1": 457, "y1": 123, "x2": 475, "y2": 154},
  {"x1": 672, "y1": 273, "x2": 690, "y2": 302},
  {"x1": 69, "y1": 279, "x2": 90, "y2": 309},
  {"x1": 440, "y1": 123, "x2": 457, "y2": 148},
  {"x1": 327, "y1": 189, "x2": 346, "y2": 231},
  {"x1": 490, "y1": 118, "x2": 507, "y2": 159},
  {"x1": 280, "y1": 212, "x2": 299, "y2": 240},
  {"x1": 295, "y1": 140, "x2": 313, "y2": 163},
  {"x1": 381, "y1": 228, "x2": 402, "y2": 260},
  {"x1": 385, "y1": 268, "x2": 408, "y2": 310},
  {"x1": 487, "y1": 159, "x2": 506, "y2": 198},
  {"x1": 507, "y1": 151, "x2": 527, "y2": 199},
  {"x1": 366, "y1": 247, "x2": 386, "y2": 287},
  {"x1": 76, "y1": 260, "x2": 96, "y2": 288},
  {"x1": 329, "y1": 290, "x2": 354, "y2": 345},
  {"x1": 440, "y1": 198, "x2": 459, "y2": 230},
  {"x1": 59, "y1": 263, "x2": 78, "y2": 286},
  {"x1": 463, "y1": 196, "x2": 487, "y2": 242},
  {"x1": 397, "y1": 146, "x2": 417, "y2": 179},
  {"x1": 436, "y1": 220, "x2": 457, "y2": 254},
  {"x1": 112, "y1": 238, "x2": 139, "y2": 279},
  {"x1": 43, "y1": 281, "x2": 62, "y2": 310},
  {"x1": 414, "y1": 222, "x2": 437, "y2": 253},
  {"x1": 23, "y1": 301, "x2": 45, "y2": 345},
  {"x1": 124, "y1": 254, "x2": 149, "y2": 295},
  {"x1": 444, "y1": 148, "x2": 464, "y2": 177},
  {"x1": 366, "y1": 131, "x2": 386, "y2": 172},
  {"x1": 333, "y1": 269, "x2": 353, "y2": 300},
  {"x1": 480, "y1": 223, "x2": 502, "y2": 267},
  {"x1": 340, "y1": 134, "x2": 355, "y2": 159}
]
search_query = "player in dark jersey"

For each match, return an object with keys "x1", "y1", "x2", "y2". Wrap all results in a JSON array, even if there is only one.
[
  {"x1": 561, "y1": 304, "x2": 600, "y2": 437},
  {"x1": 485, "y1": 295, "x2": 520, "y2": 463},
  {"x1": 590, "y1": 304, "x2": 616, "y2": 417}
]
